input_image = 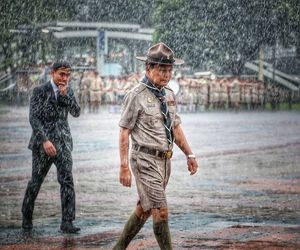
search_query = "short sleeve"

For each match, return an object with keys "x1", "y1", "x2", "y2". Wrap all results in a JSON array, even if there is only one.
[
  {"x1": 119, "y1": 91, "x2": 139, "y2": 130},
  {"x1": 173, "y1": 112, "x2": 182, "y2": 127}
]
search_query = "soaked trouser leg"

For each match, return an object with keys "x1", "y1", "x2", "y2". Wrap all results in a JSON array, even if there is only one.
[
  {"x1": 22, "y1": 149, "x2": 53, "y2": 220},
  {"x1": 54, "y1": 146, "x2": 75, "y2": 222}
]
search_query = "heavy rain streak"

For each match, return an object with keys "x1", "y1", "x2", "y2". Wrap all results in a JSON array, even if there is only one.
[{"x1": 0, "y1": 0, "x2": 300, "y2": 249}]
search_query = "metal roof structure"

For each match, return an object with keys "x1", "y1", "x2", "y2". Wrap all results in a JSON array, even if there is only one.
[{"x1": 245, "y1": 62, "x2": 299, "y2": 91}]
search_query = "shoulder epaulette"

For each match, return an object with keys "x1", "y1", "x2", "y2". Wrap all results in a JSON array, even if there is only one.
[{"x1": 131, "y1": 83, "x2": 147, "y2": 95}]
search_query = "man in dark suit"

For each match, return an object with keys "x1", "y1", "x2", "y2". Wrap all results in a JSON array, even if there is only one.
[{"x1": 22, "y1": 61, "x2": 81, "y2": 233}]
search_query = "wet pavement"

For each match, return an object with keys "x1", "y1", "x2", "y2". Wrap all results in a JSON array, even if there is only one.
[{"x1": 0, "y1": 105, "x2": 300, "y2": 249}]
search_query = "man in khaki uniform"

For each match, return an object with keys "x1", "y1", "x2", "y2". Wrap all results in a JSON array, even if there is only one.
[
  {"x1": 79, "y1": 71, "x2": 91, "y2": 113},
  {"x1": 113, "y1": 43, "x2": 199, "y2": 250},
  {"x1": 89, "y1": 71, "x2": 103, "y2": 113}
]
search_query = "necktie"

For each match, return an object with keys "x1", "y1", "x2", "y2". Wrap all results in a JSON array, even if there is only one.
[{"x1": 55, "y1": 89, "x2": 59, "y2": 100}]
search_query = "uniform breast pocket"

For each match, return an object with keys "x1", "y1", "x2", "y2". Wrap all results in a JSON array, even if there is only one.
[{"x1": 143, "y1": 108, "x2": 162, "y2": 128}]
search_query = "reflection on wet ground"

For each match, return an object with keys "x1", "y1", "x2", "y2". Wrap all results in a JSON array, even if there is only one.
[{"x1": 0, "y1": 106, "x2": 299, "y2": 249}]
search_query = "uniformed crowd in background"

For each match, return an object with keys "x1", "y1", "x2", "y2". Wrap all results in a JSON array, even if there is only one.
[
  {"x1": 71, "y1": 71, "x2": 140, "y2": 113},
  {"x1": 70, "y1": 71, "x2": 299, "y2": 113},
  {"x1": 7, "y1": 66, "x2": 300, "y2": 112},
  {"x1": 175, "y1": 76, "x2": 296, "y2": 112}
]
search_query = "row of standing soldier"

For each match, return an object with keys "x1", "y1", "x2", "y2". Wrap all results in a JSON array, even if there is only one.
[
  {"x1": 13, "y1": 69, "x2": 295, "y2": 112},
  {"x1": 72, "y1": 72, "x2": 293, "y2": 112},
  {"x1": 72, "y1": 71, "x2": 140, "y2": 113},
  {"x1": 176, "y1": 77, "x2": 283, "y2": 112}
]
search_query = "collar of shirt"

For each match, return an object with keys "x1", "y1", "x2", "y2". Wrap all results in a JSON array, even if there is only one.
[{"x1": 50, "y1": 79, "x2": 59, "y2": 99}]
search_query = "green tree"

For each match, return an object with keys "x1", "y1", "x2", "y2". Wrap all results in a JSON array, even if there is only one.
[
  {"x1": 0, "y1": 0, "x2": 77, "y2": 72},
  {"x1": 74, "y1": 0, "x2": 156, "y2": 72},
  {"x1": 78, "y1": 0, "x2": 155, "y2": 26},
  {"x1": 154, "y1": 0, "x2": 300, "y2": 75},
  {"x1": 0, "y1": 0, "x2": 156, "y2": 72}
]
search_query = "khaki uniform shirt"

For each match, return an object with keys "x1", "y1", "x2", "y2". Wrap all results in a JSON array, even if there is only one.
[
  {"x1": 90, "y1": 77, "x2": 103, "y2": 91},
  {"x1": 119, "y1": 83, "x2": 181, "y2": 151}
]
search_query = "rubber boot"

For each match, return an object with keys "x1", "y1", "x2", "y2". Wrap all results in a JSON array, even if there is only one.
[
  {"x1": 113, "y1": 212, "x2": 146, "y2": 250},
  {"x1": 153, "y1": 220, "x2": 172, "y2": 250}
]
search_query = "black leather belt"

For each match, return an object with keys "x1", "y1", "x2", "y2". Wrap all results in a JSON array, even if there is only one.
[{"x1": 132, "y1": 144, "x2": 173, "y2": 159}]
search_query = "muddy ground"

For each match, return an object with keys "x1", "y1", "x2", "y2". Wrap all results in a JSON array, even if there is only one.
[{"x1": 0, "y1": 106, "x2": 299, "y2": 249}]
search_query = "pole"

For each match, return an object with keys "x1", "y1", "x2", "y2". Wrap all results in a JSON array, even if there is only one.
[
  {"x1": 258, "y1": 46, "x2": 264, "y2": 82},
  {"x1": 133, "y1": 44, "x2": 137, "y2": 72},
  {"x1": 96, "y1": 30, "x2": 106, "y2": 75}
]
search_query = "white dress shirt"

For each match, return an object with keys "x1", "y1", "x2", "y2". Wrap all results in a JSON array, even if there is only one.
[{"x1": 50, "y1": 79, "x2": 59, "y2": 100}]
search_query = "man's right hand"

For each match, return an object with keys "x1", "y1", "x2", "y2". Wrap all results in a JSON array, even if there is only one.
[
  {"x1": 58, "y1": 83, "x2": 68, "y2": 96},
  {"x1": 43, "y1": 140, "x2": 57, "y2": 157},
  {"x1": 119, "y1": 166, "x2": 132, "y2": 188}
]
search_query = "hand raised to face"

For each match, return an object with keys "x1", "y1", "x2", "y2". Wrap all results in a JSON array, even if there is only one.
[
  {"x1": 51, "y1": 67, "x2": 71, "y2": 96},
  {"x1": 58, "y1": 82, "x2": 68, "y2": 96}
]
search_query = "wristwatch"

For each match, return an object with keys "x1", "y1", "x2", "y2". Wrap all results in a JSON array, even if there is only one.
[{"x1": 187, "y1": 154, "x2": 196, "y2": 160}]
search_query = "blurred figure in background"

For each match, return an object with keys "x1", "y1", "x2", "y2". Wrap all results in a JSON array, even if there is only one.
[
  {"x1": 79, "y1": 71, "x2": 91, "y2": 113},
  {"x1": 89, "y1": 71, "x2": 103, "y2": 113}
]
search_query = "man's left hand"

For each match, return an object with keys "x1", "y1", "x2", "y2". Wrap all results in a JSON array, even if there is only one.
[{"x1": 187, "y1": 158, "x2": 198, "y2": 175}]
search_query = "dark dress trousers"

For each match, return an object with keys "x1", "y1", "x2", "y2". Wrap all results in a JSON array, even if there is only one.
[{"x1": 22, "y1": 81, "x2": 80, "y2": 222}]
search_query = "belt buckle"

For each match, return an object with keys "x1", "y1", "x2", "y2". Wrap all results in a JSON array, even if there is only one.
[{"x1": 163, "y1": 151, "x2": 173, "y2": 159}]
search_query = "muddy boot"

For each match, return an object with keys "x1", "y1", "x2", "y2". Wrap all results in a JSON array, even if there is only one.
[
  {"x1": 153, "y1": 220, "x2": 172, "y2": 250},
  {"x1": 113, "y1": 212, "x2": 146, "y2": 250}
]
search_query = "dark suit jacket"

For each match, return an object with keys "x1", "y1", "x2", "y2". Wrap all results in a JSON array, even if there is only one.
[{"x1": 28, "y1": 81, "x2": 80, "y2": 152}]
